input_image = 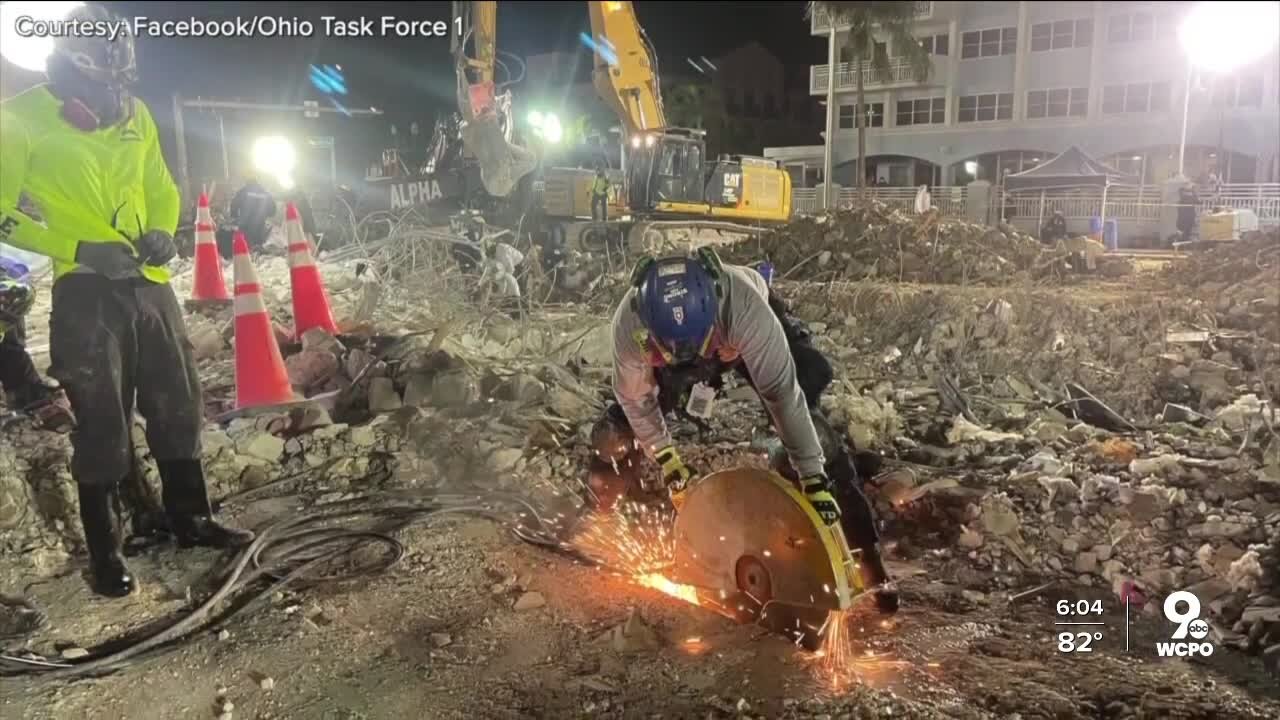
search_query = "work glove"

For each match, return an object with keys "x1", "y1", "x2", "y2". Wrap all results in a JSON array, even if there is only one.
[
  {"x1": 654, "y1": 445, "x2": 697, "y2": 511},
  {"x1": 800, "y1": 474, "x2": 842, "y2": 526},
  {"x1": 74, "y1": 242, "x2": 142, "y2": 280},
  {"x1": 136, "y1": 230, "x2": 177, "y2": 267}
]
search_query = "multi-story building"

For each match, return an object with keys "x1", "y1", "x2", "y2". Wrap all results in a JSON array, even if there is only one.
[{"x1": 766, "y1": 1, "x2": 1280, "y2": 188}]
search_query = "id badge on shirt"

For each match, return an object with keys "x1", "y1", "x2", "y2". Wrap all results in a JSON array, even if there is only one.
[{"x1": 686, "y1": 382, "x2": 716, "y2": 419}]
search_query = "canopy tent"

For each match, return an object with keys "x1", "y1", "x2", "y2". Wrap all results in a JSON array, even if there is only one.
[{"x1": 1005, "y1": 146, "x2": 1140, "y2": 192}]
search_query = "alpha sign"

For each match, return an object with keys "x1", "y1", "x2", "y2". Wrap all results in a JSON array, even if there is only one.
[{"x1": 389, "y1": 178, "x2": 444, "y2": 210}]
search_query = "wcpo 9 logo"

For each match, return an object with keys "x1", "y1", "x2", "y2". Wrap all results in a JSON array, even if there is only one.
[{"x1": 1157, "y1": 590, "x2": 1214, "y2": 658}]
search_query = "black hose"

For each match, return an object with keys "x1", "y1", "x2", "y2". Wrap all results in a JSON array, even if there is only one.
[{"x1": 0, "y1": 490, "x2": 564, "y2": 681}]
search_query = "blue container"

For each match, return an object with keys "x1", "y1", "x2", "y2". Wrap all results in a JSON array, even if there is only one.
[
  {"x1": 757, "y1": 261, "x2": 775, "y2": 286},
  {"x1": 1089, "y1": 216, "x2": 1103, "y2": 238},
  {"x1": 1104, "y1": 219, "x2": 1118, "y2": 250}
]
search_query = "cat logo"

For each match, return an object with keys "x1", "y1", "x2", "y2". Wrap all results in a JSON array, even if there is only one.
[
  {"x1": 672, "y1": 307, "x2": 685, "y2": 326},
  {"x1": 390, "y1": 179, "x2": 443, "y2": 209}
]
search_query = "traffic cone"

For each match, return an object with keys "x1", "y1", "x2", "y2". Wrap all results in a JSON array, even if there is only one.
[
  {"x1": 232, "y1": 232, "x2": 295, "y2": 409},
  {"x1": 284, "y1": 202, "x2": 339, "y2": 338},
  {"x1": 190, "y1": 193, "x2": 231, "y2": 304}
]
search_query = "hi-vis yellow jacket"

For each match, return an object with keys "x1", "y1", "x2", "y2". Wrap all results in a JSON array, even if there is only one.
[{"x1": 0, "y1": 85, "x2": 180, "y2": 284}]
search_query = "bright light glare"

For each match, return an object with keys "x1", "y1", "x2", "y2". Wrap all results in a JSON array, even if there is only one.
[
  {"x1": 542, "y1": 113, "x2": 563, "y2": 143},
  {"x1": 528, "y1": 110, "x2": 544, "y2": 126},
  {"x1": 0, "y1": 2, "x2": 84, "y2": 72},
  {"x1": 1179, "y1": 2, "x2": 1280, "y2": 74},
  {"x1": 965, "y1": 161, "x2": 978, "y2": 175},
  {"x1": 251, "y1": 136, "x2": 297, "y2": 175}
]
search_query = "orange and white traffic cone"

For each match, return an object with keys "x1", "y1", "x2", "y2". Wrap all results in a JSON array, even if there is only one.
[
  {"x1": 232, "y1": 231, "x2": 296, "y2": 410},
  {"x1": 284, "y1": 202, "x2": 339, "y2": 338},
  {"x1": 190, "y1": 192, "x2": 230, "y2": 305}
]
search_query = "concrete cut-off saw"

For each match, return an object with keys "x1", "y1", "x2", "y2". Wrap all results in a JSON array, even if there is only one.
[{"x1": 667, "y1": 467, "x2": 868, "y2": 650}]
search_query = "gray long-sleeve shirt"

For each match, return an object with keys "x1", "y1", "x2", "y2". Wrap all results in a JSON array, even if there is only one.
[{"x1": 611, "y1": 264, "x2": 826, "y2": 477}]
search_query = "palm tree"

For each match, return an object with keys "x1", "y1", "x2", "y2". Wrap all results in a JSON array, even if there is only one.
[{"x1": 807, "y1": 2, "x2": 932, "y2": 194}]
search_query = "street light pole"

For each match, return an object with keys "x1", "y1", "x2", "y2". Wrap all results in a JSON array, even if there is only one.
[{"x1": 1177, "y1": 60, "x2": 1192, "y2": 177}]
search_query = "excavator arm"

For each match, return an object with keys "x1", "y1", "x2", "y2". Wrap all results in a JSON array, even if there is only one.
[
  {"x1": 453, "y1": 1, "x2": 536, "y2": 197},
  {"x1": 586, "y1": 1, "x2": 666, "y2": 135}
]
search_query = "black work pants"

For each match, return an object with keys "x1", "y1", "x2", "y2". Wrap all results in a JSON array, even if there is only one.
[
  {"x1": 0, "y1": 318, "x2": 42, "y2": 395},
  {"x1": 48, "y1": 274, "x2": 204, "y2": 488}
]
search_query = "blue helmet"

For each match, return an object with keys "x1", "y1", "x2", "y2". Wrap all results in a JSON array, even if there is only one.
[{"x1": 633, "y1": 256, "x2": 720, "y2": 363}]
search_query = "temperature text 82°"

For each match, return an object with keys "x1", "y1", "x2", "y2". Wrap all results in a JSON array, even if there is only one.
[{"x1": 1058, "y1": 631, "x2": 1102, "y2": 653}]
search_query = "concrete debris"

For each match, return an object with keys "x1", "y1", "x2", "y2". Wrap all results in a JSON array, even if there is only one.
[
  {"x1": 606, "y1": 609, "x2": 660, "y2": 654},
  {"x1": 513, "y1": 591, "x2": 546, "y2": 611},
  {"x1": 947, "y1": 417, "x2": 1020, "y2": 446}
]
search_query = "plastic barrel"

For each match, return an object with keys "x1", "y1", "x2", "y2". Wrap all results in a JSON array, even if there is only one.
[
  {"x1": 1089, "y1": 216, "x2": 1103, "y2": 241},
  {"x1": 1104, "y1": 219, "x2": 1118, "y2": 250}
]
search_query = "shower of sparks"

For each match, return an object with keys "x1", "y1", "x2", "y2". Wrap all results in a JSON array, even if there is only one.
[
  {"x1": 564, "y1": 500, "x2": 702, "y2": 605},
  {"x1": 809, "y1": 611, "x2": 911, "y2": 692}
]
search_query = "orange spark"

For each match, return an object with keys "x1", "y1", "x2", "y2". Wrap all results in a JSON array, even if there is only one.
[{"x1": 636, "y1": 573, "x2": 700, "y2": 606}]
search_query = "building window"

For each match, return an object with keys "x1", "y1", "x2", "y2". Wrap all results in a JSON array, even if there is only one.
[
  {"x1": 861, "y1": 103, "x2": 886, "y2": 128},
  {"x1": 1027, "y1": 87, "x2": 1088, "y2": 118},
  {"x1": 1030, "y1": 18, "x2": 1093, "y2": 51},
  {"x1": 1108, "y1": 12, "x2": 1156, "y2": 44},
  {"x1": 957, "y1": 93, "x2": 1013, "y2": 122},
  {"x1": 838, "y1": 104, "x2": 856, "y2": 129},
  {"x1": 895, "y1": 97, "x2": 945, "y2": 126},
  {"x1": 961, "y1": 27, "x2": 1017, "y2": 59},
  {"x1": 1102, "y1": 82, "x2": 1171, "y2": 114},
  {"x1": 1213, "y1": 74, "x2": 1265, "y2": 108},
  {"x1": 919, "y1": 33, "x2": 949, "y2": 56}
]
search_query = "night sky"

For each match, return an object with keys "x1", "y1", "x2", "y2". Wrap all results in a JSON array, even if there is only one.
[
  {"x1": 3, "y1": 2, "x2": 820, "y2": 185},
  {"x1": 97, "y1": 1, "x2": 820, "y2": 115}
]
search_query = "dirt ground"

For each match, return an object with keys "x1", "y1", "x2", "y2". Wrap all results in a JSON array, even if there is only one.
[{"x1": 3, "y1": 495, "x2": 1277, "y2": 720}]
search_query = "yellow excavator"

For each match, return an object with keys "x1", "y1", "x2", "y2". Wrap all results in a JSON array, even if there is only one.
[{"x1": 452, "y1": 1, "x2": 792, "y2": 248}]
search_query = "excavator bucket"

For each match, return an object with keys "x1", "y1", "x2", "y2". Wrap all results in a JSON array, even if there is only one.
[
  {"x1": 669, "y1": 467, "x2": 866, "y2": 649},
  {"x1": 456, "y1": 67, "x2": 537, "y2": 198}
]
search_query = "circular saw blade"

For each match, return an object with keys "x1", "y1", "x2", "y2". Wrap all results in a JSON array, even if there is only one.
[{"x1": 670, "y1": 467, "x2": 854, "y2": 614}]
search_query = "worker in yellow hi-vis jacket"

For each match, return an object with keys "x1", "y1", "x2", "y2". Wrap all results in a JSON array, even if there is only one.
[{"x1": 0, "y1": 5, "x2": 252, "y2": 599}]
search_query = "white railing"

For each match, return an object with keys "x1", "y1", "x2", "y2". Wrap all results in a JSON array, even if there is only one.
[
  {"x1": 792, "y1": 183, "x2": 1280, "y2": 226},
  {"x1": 792, "y1": 186, "x2": 967, "y2": 217},
  {"x1": 811, "y1": 57, "x2": 932, "y2": 93},
  {"x1": 811, "y1": 2, "x2": 933, "y2": 33}
]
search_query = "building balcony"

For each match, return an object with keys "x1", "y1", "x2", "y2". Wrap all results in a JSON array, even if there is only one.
[
  {"x1": 811, "y1": 1, "x2": 933, "y2": 34},
  {"x1": 810, "y1": 56, "x2": 946, "y2": 94}
]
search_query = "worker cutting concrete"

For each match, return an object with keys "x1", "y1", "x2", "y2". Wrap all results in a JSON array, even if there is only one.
[
  {"x1": 229, "y1": 178, "x2": 277, "y2": 253},
  {"x1": 588, "y1": 248, "x2": 898, "y2": 614},
  {"x1": 0, "y1": 4, "x2": 253, "y2": 599},
  {"x1": 0, "y1": 256, "x2": 74, "y2": 430}
]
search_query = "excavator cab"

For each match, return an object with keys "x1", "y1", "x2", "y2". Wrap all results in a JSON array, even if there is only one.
[{"x1": 627, "y1": 130, "x2": 753, "y2": 214}]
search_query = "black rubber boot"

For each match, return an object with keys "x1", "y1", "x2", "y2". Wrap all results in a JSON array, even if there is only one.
[
  {"x1": 858, "y1": 543, "x2": 900, "y2": 615},
  {"x1": 77, "y1": 484, "x2": 137, "y2": 598},
  {"x1": 158, "y1": 460, "x2": 255, "y2": 549}
]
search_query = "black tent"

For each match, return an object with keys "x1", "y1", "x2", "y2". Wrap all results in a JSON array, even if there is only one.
[{"x1": 1005, "y1": 146, "x2": 1139, "y2": 192}]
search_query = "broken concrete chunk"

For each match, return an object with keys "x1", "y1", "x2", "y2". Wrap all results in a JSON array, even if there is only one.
[
  {"x1": 1129, "y1": 454, "x2": 1183, "y2": 478},
  {"x1": 947, "y1": 416, "x2": 1020, "y2": 446},
  {"x1": 368, "y1": 377, "x2": 403, "y2": 413},
  {"x1": 402, "y1": 373, "x2": 434, "y2": 407},
  {"x1": 432, "y1": 370, "x2": 479, "y2": 408},
  {"x1": 239, "y1": 432, "x2": 285, "y2": 463},
  {"x1": 286, "y1": 350, "x2": 339, "y2": 390},
  {"x1": 300, "y1": 327, "x2": 345, "y2": 355},
  {"x1": 607, "y1": 609, "x2": 660, "y2": 653},
  {"x1": 513, "y1": 591, "x2": 546, "y2": 611}
]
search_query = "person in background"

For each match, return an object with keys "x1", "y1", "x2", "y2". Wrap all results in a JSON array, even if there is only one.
[
  {"x1": 230, "y1": 178, "x2": 276, "y2": 252},
  {"x1": 1176, "y1": 183, "x2": 1199, "y2": 243},
  {"x1": 0, "y1": 257, "x2": 74, "y2": 431},
  {"x1": 1041, "y1": 210, "x2": 1069, "y2": 245},
  {"x1": 591, "y1": 167, "x2": 610, "y2": 222}
]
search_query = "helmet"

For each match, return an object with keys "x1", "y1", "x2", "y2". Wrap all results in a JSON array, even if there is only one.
[
  {"x1": 47, "y1": 5, "x2": 137, "y2": 128},
  {"x1": 51, "y1": 6, "x2": 137, "y2": 86},
  {"x1": 631, "y1": 253, "x2": 721, "y2": 364},
  {"x1": 0, "y1": 274, "x2": 34, "y2": 328}
]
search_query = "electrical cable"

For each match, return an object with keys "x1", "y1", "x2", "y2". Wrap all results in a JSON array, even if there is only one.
[{"x1": 0, "y1": 489, "x2": 563, "y2": 681}]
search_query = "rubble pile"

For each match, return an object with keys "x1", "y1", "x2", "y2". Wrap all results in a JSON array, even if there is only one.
[
  {"x1": 723, "y1": 203, "x2": 1056, "y2": 285},
  {"x1": 1164, "y1": 228, "x2": 1280, "y2": 343}
]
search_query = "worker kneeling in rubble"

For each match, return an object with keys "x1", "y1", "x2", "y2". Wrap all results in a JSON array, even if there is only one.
[
  {"x1": 589, "y1": 248, "x2": 898, "y2": 614},
  {"x1": 0, "y1": 5, "x2": 253, "y2": 599},
  {"x1": 0, "y1": 257, "x2": 74, "y2": 431}
]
